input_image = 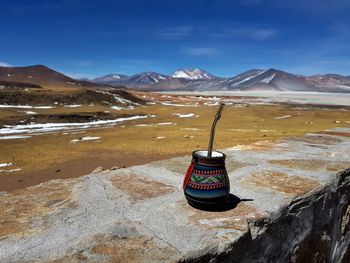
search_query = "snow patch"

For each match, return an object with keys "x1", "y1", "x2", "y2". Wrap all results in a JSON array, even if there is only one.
[
  {"x1": 71, "y1": 136, "x2": 101, "y2": 143},
  {"x1": 230, "y1": 129, "x2": 256, "y2": 132},
  {"x1": 275, "y1": 115, "x2": 292, "y2": 119},
  {"x1": 111, "y1": 106, "x2": 124, "y2": 110},
  {"x1": 135, "y1": 124, "x2": 154, "y2": 127},
  {"x1": 111, "y1": 105, "x2": 135, "y2": 110},
  {"x1": 161, "y1": 102, "x2": 198, "y2": 107},
  {"x1": 113, "y1": 95, "x2": 135, "y2": 105},
  {"x1": 230, "y1": 70, "x2": 266, "y2": 87},
  {"x1": 0, "y1": 115, "x2": 151, "y2": 135},
  {"x1": 0, "y1": 135, "x2": 32, "y2": 140},
  {"x1": 35, "y1": 106, "x2": 54, "y2": 109},
  {"x1": 0, "y1": 105, "x2": 54, "y2": 109},
  {"x1": 171, "y1": 69, "x2": 214, "y2": 80},
  {"x1": 0, "y1": 168, "x2": 22, "y2": 173},
  {"x1": 64, "y1": 105, "x2": 82, "y2": 108},
  {"x1": 261, "y1": 74, "x2": 276, "y2": 84},
  {"x1": 181, "y1": 128, "x2": 202, "y2": 131},
  {"x1": 0, "y1": 163, "x2": 12, "y2": 168},
  {"x1": 173, "y1": 113, "x2": 196, "y2": 118},
  {"x1": 157, "y1": 122, "x2": 174, "y2": 126}
]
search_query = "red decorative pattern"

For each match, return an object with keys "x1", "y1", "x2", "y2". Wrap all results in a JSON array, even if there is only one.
[
  {"x1": 183, "y1": 161, "x2": 195, "y2": 189},
  {"x1": 187, "y1": 182, "x2": 227, "y2": 190},
  {"x1": 192, "y1": 169, "x2": 225, "y2": 176}
]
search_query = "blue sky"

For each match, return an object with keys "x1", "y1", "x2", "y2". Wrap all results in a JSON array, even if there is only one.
[{"x1": 1, "y1": 0, "x2": 350, "y2": 78}]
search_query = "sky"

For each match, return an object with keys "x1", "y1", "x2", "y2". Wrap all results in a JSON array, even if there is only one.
[{"x1": 1, "y1": 0, "x2": 350, "y2": 78}]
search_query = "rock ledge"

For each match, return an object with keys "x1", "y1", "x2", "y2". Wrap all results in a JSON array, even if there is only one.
[{"x1": 1, "y1": 128, "x2": 350, "y2": 262}]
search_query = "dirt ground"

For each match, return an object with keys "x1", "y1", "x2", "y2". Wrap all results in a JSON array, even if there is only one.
[{"x1": 1, "y1": 93, "x2": 350, "y2": 192}]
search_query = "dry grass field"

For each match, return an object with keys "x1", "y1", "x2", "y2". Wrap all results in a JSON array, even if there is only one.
[{"x1": 1, "y1": 93, "x2": 350, "y2": 191}]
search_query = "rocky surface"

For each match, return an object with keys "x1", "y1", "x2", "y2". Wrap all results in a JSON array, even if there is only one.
[{"x1": 1, "y1": 128, "x2": 350, "y2": 262}]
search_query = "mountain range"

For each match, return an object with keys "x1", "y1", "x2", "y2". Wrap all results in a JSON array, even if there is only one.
[
  {"x1": 91, "y1": 68, "x2": 218, "y2": 87},
  {"x1": 90, "y1": 68, "x2": 350, "y2": 92},
  {"x1": 1, "y1": 65, "x2": 350, "y2": 93},
  {"x1": 87, "y1": 68, "x2": 350, "y2": 93}
]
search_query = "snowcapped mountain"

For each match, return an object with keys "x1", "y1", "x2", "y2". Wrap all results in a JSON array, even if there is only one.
[
  {"x1": 88, "y1": 67, "x2": 350, "y2": 92},
  {"x1": 127, "y1": 72, "x2": 169, "y2": 86},
  {"x1": 216, "y1": 69, "x2": 266, "y2": 88},
  {"x1": 244, "y1": 69, "x2": 310, "y2": 91},
  {"x1": 225, "y1": 68, "x2": 314, "y2": 91},
  {"x1": 171, "y1": 68, "x2": 217, "y2": 80},
  {"x1": 306, "y1": 74, "x2": 350, "y2": 91},
  {"x1": 168, "y1": 68, "x2": 350, "y2": 93},
  {"x1": 92, "y1": 74, "x2": 129, "y2": 84},
  {"x1": 90, "y1": 69, "x2": 220, "y2": 88},
  {"x1": 89, "y1": 72, "x2": 170, "y2": 87}
]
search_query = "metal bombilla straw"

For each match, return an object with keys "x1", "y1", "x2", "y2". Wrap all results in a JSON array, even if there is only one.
[{"x1": 207, "y1": 103, "x2": 225, "y2": 157}]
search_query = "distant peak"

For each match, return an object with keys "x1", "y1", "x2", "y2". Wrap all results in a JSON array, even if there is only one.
[
  {"x1": 171, "y1": 68, "x2": 216, "y2": 80},
  {"x1": 173, "y1": 68, "x2": 203, "y2": 73},
  {"x1": 29, "y1": 64, "x2": 50, "y2": 69},
  {"x1": 92, "y1": 73, "x2": 129, "y2": 83},
  {"x1": 265, "y1": 68, "x2": 286, "y2": 74}
]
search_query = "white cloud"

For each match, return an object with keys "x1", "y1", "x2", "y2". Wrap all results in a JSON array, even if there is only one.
[
  {"x1": 183, "y1": 47, "x2": 217, "y2": 56},
  {"x1": 73, "y1": 60, "x2": 94, "y2": 67},
  {"x1": 0, "y1": 61, "x2": 12, "y2": 67},
  {"x1": 225, "y1": 28, "x2": 276, "y2": 40},
  {"x1": 156, "y1": 24, "x2": 276, "y2": 41},
  {"x1": 156, "y1": 26, "x2": 193, "y2": 39}
]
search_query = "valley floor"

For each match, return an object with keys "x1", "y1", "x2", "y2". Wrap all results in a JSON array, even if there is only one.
[{"x1": 1, "y1": 91, "x2": 350, "y2": 192}]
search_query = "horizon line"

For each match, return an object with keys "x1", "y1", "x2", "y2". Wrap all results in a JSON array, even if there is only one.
[{"x1": 1, "y1": 63, "x2": 349, "y2": 79}]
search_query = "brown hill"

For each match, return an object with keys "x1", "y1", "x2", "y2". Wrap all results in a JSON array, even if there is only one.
[
  {"x1": 0, "y1": 65, "x2": 145, "y2": 106},
  {"x1": 0, "y1": 65, "x2": 104, "y2": 90},
  {"x1": 0, "y1": 65, "x2": 70, "y2": 86}
]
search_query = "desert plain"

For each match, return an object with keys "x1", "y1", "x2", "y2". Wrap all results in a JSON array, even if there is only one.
[{"x1": 1, "y1": 89, "x2": 350, "y2": 192}]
